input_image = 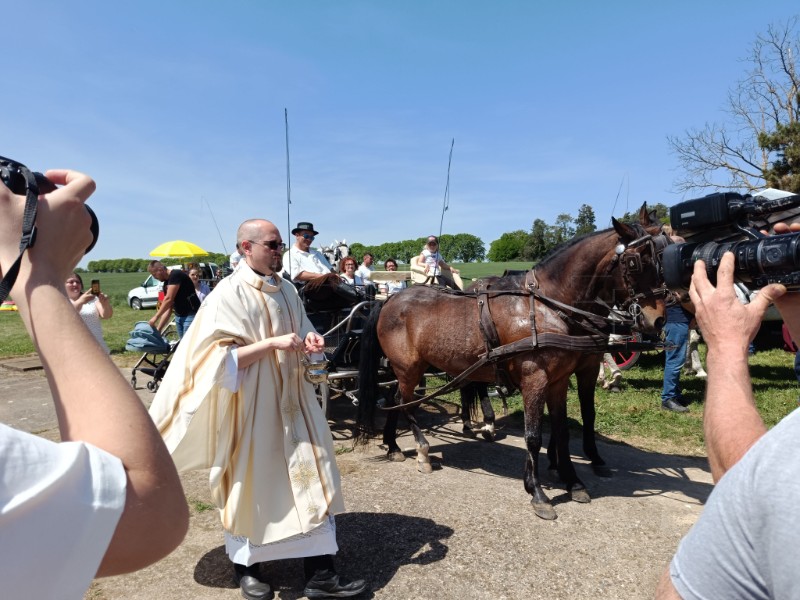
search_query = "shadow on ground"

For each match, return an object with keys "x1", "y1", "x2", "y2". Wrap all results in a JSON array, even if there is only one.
[{"x1": 193, "y1": 513, "x2": 453, "y2": 598}]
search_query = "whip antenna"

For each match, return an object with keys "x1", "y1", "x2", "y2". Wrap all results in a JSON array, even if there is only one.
[
  {"x1": 434, "y1": 138, "x2": 455, "y2": 279},
  {"x1": 285, "y1": 109, "x2": 292, "y2": 275},
  {"x1": 203, "y1": 196, "x2": 228, "y2": 255}
]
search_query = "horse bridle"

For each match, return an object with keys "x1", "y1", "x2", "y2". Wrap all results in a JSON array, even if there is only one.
[{"x1": 611, "y1": 230, "x2": 671, "y2": 323}]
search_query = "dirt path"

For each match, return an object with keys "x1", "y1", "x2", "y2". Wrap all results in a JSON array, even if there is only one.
[{"x1": 0, "y1": 362, "x2": 711, "y2": 600}]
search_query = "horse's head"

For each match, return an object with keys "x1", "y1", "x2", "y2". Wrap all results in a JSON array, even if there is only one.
[
  {"x1": 334, "y1": 240, "x2": 350, "y2": 263},
  {"x1": 607, "y1": 203, "x2": 669, "y2": 334}
]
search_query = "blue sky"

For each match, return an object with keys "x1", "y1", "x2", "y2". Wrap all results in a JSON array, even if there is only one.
[{"x1": 4, "y1": 1, "x2": 798, "y2": 265}]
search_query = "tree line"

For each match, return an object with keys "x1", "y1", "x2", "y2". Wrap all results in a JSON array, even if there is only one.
[
  {"x1": 84, "y1": 253, "x2": 230, "y2": 273},
  {"x1": 486, "y1": 203, "x2": 670, "y2": 262},
  {"x1": 348, "y1": 233, "x2": 485, "y2": 265}
]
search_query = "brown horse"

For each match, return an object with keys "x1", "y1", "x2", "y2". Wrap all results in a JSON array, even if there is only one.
[{"x1": 357, "y1": 207, "x2": 667, "y2": 520}]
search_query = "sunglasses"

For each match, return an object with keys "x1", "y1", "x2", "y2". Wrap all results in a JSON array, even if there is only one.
[
  {"x1": 302, "y1": 233, "x2": 316, "y2": 241},
  {"x1": 248, "y1": 240, "x2": 287, "y2": 251}
]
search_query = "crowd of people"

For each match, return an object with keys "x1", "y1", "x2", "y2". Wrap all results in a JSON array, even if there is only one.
[{"x1": 5, "y1": 160, "x2": 800, "y2": 600}]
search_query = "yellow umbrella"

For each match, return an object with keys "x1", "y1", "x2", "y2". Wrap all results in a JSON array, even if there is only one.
[{"x1": 149, "y1": 240, "x2": 209, "y2": 258}]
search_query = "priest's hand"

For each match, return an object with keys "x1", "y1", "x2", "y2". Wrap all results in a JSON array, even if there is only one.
[
  {"x1": 271, "y1": 333, "x2": 304, "y2": 351},
  {"x1": 304, "y1": 332, "x2": 325, "y2": 354}
]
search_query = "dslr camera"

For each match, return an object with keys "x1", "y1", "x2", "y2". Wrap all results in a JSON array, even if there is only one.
[
  {"x1": 0, "y1": 156, "x2": 99, "y2": 253},
  {"x1": 662, "y1": 190, "x2": 800, "y2": 291}
]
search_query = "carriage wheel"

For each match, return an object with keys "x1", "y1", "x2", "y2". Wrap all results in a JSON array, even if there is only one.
[{"x1": 612, "y1": 349, "x2": 641, "y2": 370}]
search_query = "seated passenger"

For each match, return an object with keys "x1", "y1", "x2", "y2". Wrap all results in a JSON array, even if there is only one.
[
  {"x1": 413, "y1": 235, "x2": 460, "y2": 289},
  {"x1": 339, "y1": 257, "x2": 375, "y2": 300},
  {"x1": 355, "y1": 253, "x2": 375, "y2": 280},
  {"x1": 283, "y1": 221, "x2": 360, "y2": 310},
  {"x1": 382, "y1": 258, "x2": 406, "y2": 295},
  {"x1": 284, "y1": 222, "x2": 334, "y2": 281}
]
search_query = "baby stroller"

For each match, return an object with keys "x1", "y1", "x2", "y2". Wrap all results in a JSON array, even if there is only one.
[{"x1": 126, "y1": 321, "x2": 178, "y2": 392}]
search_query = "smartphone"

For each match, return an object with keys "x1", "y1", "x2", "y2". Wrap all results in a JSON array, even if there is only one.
[{"x1": 90, "y1": 280, "x2": 100, "y2": 295}]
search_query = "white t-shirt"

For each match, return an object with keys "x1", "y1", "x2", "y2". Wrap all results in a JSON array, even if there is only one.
[
  {"x1": 0, "y1": 424, "x2": 126, "y2": 599},
  {"x1": 284, "y1": 248, "x2": 333, "y2": 280},
  {"x1": 355, "y1": 264, "x2": 374, "y2": 280}
]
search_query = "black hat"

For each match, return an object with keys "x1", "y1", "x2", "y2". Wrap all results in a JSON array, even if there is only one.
[{"x1": 292, "y1": 221, "x2": 319, "y2": 235}]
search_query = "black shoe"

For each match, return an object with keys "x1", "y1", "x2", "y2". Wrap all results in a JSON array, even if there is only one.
[
  {"x1": 303, "y1": 569, "x2": 367, "y2": 598},
  {"x1": 233, "y1": 564, "x2": 273, "y2": 600},
  {"x1": 661, "y1": 398, "x2": 689, "y2": 413}
]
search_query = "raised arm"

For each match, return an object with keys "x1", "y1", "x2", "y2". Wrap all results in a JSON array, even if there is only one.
[
  {"x1": 688, "y1": 253, "x2": 781, "y2": 481},
  {"x1": 0, "y1": 169, "x2": 188, "y2": 575}
]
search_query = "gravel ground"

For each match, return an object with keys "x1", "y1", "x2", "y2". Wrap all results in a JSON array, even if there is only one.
[{"x1": 0, "y1": 361, "x2": 712, "y2": 600}]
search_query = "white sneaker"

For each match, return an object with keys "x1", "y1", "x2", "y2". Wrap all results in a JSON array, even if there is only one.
[{"x1": 695, "y1": 369, "x2": 707, "y2": 378}]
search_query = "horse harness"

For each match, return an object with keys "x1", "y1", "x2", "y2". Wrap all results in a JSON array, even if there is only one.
[{"x1": 381, "y1": 231, "x2": 670, "y2": 411}]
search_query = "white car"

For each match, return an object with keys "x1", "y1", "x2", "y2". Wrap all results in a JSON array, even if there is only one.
[
  {"x1": 127, "y1": 262, "x2": 220, "y2": 310},
  {"x1": 127, "y1": 274, "x2": 163, "y2": 310}
]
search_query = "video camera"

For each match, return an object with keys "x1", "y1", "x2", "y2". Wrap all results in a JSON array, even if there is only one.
[{"x1": 662, "y1": 190, "x2": 800, "y2": 291}]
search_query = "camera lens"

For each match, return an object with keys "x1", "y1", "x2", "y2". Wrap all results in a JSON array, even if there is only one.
[{"x1": 664, "y1": 233, "x2": 800, "y2": 291}]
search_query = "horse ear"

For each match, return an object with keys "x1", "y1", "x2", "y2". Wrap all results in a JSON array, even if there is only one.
[
  {"x1": 638, "y1": 203, "x2": 650, "y2": 225},
  {"x1": 612, "y1": 216, "x2": 636, "y2": 241}
]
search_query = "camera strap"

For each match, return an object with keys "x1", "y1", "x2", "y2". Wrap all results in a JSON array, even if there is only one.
[{"x1": 0, "y1": 162, "x2": 39, "y2": 304}]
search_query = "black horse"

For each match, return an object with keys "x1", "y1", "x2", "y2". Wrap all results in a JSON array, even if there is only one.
[{"x1": 357, "y1": 206, "x2": 667, "y2": 519}]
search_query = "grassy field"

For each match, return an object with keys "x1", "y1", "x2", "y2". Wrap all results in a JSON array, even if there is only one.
[{"x1": 2, "y1": 263, "x2": 798, "y2": 457}]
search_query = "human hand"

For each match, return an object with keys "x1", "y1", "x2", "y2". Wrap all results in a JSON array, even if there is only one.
[
  {"x1": 689, "y1": 252, "x2": 786, "y2": 355},
  {"x1": 0, "y1": 169, "x2": 96, "y2": 293},
  {"x1": 271, "y1": 332, "x2": 304, "y2": 351},
  {"x1": 74, "y1": 290, "x2": 95, "y2": 307},
  {"x1": 304, "y1": 332, "x2": 325, "y2": 354}
]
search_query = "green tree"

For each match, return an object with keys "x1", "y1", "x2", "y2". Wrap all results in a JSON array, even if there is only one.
[
  {"x1": 448, "y1": 233, "x2": 485, "y2": 262},
  {"x1": 524, "y1": 219, "x2": 550, "y2": 261},
  {"x1": 574, "y1": 204, "x2": 596, "y2": 236},
  {"x1": 760, "y1": 121, "x2": 800, "y2": 192},
  {"x1": 488, "y1": 230, "x2": 528, "y2": 261},
  {"x1": 552, "y1": 214, "x2": 575, "y2": 245}
]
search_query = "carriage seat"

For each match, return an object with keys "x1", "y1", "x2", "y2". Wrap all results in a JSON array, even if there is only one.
[
  {"x1": 368, "y1": 270, "x2": 412, "y2": 300},
  {"x1": 409, "y1": 263, "x2": 463, "y2": 290}
]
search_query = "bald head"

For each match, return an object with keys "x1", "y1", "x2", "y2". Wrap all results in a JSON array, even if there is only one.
[
  {"x1": 237, "y1": 219, "x2": 284, "y2": 276},
  {"x1": 237, "y1": 219, "x2": 278, "y2": 246}
]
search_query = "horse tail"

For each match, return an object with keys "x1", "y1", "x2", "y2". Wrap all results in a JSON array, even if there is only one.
[
  {"x1": 356, "y1": 300, "x2": 384, "y2": 444},
  {"x1": 460, "y1": 383, "x2": 479, "y2": 422}
]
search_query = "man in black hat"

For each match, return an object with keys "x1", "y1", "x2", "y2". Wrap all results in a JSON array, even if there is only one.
[
  {"x1": 284, "y1": 222, "x2": 361, "y2": 311},
  {"x1": 284, "y1": 222, "x2": 334, "y2": 282}
]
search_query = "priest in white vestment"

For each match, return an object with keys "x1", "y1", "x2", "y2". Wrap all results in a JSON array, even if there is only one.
[{"x1": 149, "y1": 219, "x2": 366, "y2": 600}]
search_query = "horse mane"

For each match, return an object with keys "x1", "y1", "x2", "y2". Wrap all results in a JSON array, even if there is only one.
[{"x1": 535, "y1": 222, "x2": 647, "y2": 273}]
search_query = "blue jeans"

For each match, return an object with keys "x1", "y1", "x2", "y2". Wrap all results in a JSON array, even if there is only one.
[
  {"x1": 794, "y1": 350, "x2": 800, "y2": 385},
  {"x1": 175, "y1": 314, "x2": 195, "y2": 339},
  {"x1": 662, "y1": 321, "x2": 689, "y2": 403}
]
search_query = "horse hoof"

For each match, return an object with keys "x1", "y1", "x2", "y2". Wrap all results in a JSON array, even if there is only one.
[
  {"x1": 480, "y1": 426, "x2": 495, "y2": 442},
  {"x1": 388, "y1": 451, "x2": 406, "y2": 462},
  {"x1": 531, "y1": 500, "x2": 557, "y2": 520},
  {"x1": 570, "y1": 488, "x2": 591, "y2": 503},
  {"x1": 417, "y1": 462, "x2": 433, "y2": 474},
  {"x1": 462, "y1": 426, "x2": 477, "y2": 438}
]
